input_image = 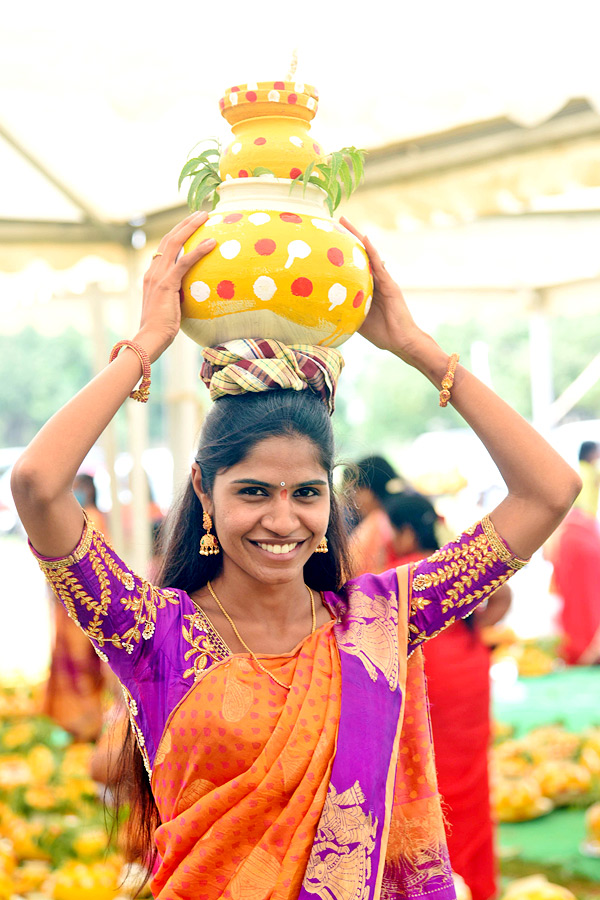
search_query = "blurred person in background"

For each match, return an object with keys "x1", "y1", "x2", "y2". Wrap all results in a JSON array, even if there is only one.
[
  {"x1": 546, "y1": 444, "x2": 600, "y2": 664},
  {"x1": 574, "y1": 440, "x2": 600, "y2": 518},
  {"x1": 384, "y1": 492, "x2": 512, "y2": 900},
  {"x1": 43, "y1": 472, "x2": 112, "y2": 741},
  {"x1": 346, "y1": 455, "x2": 408, "y2": 572}
]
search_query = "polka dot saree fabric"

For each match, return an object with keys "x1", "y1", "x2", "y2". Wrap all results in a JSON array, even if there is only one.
[{"x1": 150, "y1": 623, "x2": 340, "y2": 899}]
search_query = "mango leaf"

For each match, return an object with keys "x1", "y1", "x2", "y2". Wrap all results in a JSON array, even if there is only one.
[
  {"x1": 333, "y1": 182, "x2": 343, "y2": 211},
  {"x1": 348, "y1": 147, "x2": 365, "y2": 184},
  {"x1": 302, "y1": 160, "x2": 315, "y2": 187},
  {"x1": 252, "y1": 166, "x2": 276, "y2": 176},
  {"x1": 338, "y1": 158, "x2": 353, "y2": 199},
  {"x1": 327, "y1": 153, "x2": 341, "y2": 195},
  {"x1": 178, "y1": 158, "x2": 203, "y2": 190},
  {"x1": 188, "y1": 172, "x2": 220, "y2": 211}
]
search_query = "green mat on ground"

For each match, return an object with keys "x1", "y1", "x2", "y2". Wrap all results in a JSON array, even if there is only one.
[
  {"x1": 494, "y1": 667, "x2": 600, "y2": 737},
  {"x1": 494, "y1": 668, "x2": 600, "y2": 882},
  {"x1": 499, "y1": 808, "x2": 600, "y2": 881}
]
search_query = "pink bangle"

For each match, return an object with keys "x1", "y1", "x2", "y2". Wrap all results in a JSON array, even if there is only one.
[{"x1": 109, "y1": 340, "x2": 151, "y2": 403}]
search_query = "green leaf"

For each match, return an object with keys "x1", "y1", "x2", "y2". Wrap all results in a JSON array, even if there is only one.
[
  {"x1": 178, "y1": 158, "x2": 202, "y2": 190},
  {"x1": 302, "y1": 161, "x2": 315, "y2": 186},
  {"x1": 348, "y1": 147, "x2": 365, "y2": 184},
  {"x1": 332, "y1": 182, "x2": 343, "y2": 211},
  {"x1": 188, "y1": 170, "x2": 220, "y2": 211},
  {"x1": 252, "y1": 166, "x2": 276, "y2": 177},
  {"x1": 338, "y1": 158, "x2": 353, "y2": 199}
]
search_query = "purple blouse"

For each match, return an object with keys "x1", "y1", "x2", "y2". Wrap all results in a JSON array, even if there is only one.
[{"x1": 31, "y1": 514, "x2": 526, "y2": 776}]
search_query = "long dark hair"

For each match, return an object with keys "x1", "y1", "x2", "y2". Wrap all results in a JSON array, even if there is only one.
[{"x1": 116, "y1": 388, "x2": 352, "y2": 884}]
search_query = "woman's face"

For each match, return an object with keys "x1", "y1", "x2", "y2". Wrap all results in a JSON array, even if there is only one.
[{"x1": 194, "y1": 435, "x2": 331, "y2": 586}]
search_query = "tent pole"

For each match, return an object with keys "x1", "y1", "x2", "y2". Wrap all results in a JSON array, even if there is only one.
[
  {"x1": 88, "y1": 285, "x2": 125, "y2": 552},
  {"x1": 528, "y1": 290, "x2": 554, "y2": 436},
  {"x1": 166, "y1": 332, "x2": 203, "y2": 503},
  {"x1": 125, "y1": 253, "x2": 151, "y2": 573}
]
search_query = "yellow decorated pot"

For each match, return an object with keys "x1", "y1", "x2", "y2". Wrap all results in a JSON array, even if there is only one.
[
  {"x1": 180, "y1": 82, "x2": 373, "y2": 348},
  {"x1": 181, "y1": 180, "x2": 372, "y2": 347},
  {"x1": 219, "y1": 81, "x2": 322, "y2": 181}
]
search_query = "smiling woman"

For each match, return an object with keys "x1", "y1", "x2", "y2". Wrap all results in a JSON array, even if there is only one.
[{"x1": 10, "y1": 211, "x2": 581, "y2": 900}]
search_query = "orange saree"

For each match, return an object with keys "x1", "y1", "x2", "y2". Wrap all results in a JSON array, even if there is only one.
[{"x1": 151, "y1": 621, "x2": 341, "y2": 899}]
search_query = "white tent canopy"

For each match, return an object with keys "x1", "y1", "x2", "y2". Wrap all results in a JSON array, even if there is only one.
[{"x1": 3, "y1": 0, "x2": 600, "y2": 242}]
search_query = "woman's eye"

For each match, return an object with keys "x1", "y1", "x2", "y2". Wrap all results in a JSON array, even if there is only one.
[
  {"x1": 239, "y1": 486, "x2": 268, "y2": 496},
  {"x1": 294, "y1": 487, "x2": 319, "y2": 498}
]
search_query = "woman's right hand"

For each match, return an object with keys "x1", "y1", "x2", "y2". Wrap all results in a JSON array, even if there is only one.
[{"x1": 136, "y1": 211, "x2": 217, "y2": 361}]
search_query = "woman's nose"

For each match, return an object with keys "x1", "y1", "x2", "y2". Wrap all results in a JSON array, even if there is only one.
[{"x1": 261, "y1": 495, "x2": 300, "y2": 533}]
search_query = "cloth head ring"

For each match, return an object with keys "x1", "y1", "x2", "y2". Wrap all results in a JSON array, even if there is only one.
[{"x1": 199, "y1": 339, "x2": 344, "y2": 415}]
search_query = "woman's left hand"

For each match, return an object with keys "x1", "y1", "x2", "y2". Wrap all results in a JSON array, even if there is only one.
[{"x1": 340, "y1": 217, "x2": 424, "y2": 361}]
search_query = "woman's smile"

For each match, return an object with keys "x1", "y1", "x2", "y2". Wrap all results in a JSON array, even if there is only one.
[
  {"x1": 194, "y1": 434, "x2": 331, "y2": 585},
  {"x1": 250, "y1": 538, "x2": 305, "y2": 557}
]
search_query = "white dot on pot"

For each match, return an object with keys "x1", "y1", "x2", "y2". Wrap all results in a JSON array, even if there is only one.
[
  {"x1": 220, "y1": 240, "x2": 241, "y2": 260},
  {"x1": 190, "y1": 281, "x2": 211, "y2": 302},
  {"x1": 253, "y1": 276, "x2": 277, "y2": 301}
]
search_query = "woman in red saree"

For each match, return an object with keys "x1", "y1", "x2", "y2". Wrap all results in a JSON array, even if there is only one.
[
  {"x1": 12, "y1": 211, "x2": 580, "y2": 900},
  {"x1": 384, "y1": 494, "x2": 511, "y2": 900}
]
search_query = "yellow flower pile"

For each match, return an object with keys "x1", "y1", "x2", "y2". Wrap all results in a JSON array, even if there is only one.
[
  {"x1": 486, "y1": 632, "x2": 560, "y2": 677},
  {"x1": 0, "y1": 683, "x2": 149, "y2": 899},
  {"x1": 492, "y1": 723, "x2": 600, "y2": 822},
  {"x1": 500, "y1": 875, "x2": 577, "y2": 900}
]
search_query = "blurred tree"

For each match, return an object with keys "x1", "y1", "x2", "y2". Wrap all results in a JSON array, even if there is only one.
[
  {"x1": 0, "y1": 328, "x2": 168, "y2": 447},
  {"x1": 334, "y1": 312, "x2": 600, "y2": 458}
]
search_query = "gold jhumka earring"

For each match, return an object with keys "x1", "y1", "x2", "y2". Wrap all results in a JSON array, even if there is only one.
[
  {"x1": 199, "y1": 511, "x2": 220, "y2": 556},
  {"x1": 315, "y1": 537, "x2": 328, "y2": 553}
]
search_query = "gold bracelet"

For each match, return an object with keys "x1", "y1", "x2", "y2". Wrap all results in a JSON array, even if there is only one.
[
  {"x1": 109, "y1": 340, "x2": 151, "y2": 403},
  {"x1": 439, "y1": 353, "x2": 459, "y2": 407}
]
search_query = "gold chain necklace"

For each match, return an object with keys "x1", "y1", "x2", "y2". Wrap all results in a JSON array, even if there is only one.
[{"x1": 206, "y1": 580, "x2": 316, "y2": 691}]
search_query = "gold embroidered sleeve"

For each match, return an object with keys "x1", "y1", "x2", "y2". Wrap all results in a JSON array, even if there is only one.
[
  {"x1": 407, "y1": 517, "x2": 529, "y2": 652},
  {"x1": 31, "y1": 514, "x2": 180, "y2": 668}
]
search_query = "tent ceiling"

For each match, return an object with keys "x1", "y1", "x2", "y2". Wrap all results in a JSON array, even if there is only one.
[{"x1": 3, "y1": 0, "x2": 600, "y2": 247}]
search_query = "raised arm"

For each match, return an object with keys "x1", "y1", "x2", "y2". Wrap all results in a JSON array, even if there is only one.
[
  {"x1": 11, "y1": 212, "x2": 215, "y2": 558},
  {"x1": 341, "y1": 217, "x2": 581, "y2": 560}
]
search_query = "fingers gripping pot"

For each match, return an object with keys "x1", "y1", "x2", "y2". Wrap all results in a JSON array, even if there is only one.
[{"x1": 180, "y1": 82, "x2": 373, "y2": 349}]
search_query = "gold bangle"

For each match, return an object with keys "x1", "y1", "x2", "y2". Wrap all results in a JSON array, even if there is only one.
[
  {"x1": 109, "y1": 340, "x2": 151, "y2": 403},
  {"x1": 439, "y1": 353, "x2": 459, "y2": 407}
]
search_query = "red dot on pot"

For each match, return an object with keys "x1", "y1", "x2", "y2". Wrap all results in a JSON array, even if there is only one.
[
  {"x1": 219, "y1": 99, "x2": 225, "y2": 111},
  {"x1": 290, "y1": 167, "x2": 302, "y2": 179},
  {"x1": 313, "y1": 143, "x2": 321, "y2": 154},
  {"x1": 254, "y1": 137, "x2": 267, "y2": 145},
  {"x1": 238, "y1": 170, "x2": 249, "y2": 178},
  {"x1": 217, "y1": 280, "x2": 235, "y2": 299},
  {"x1": 280, "y1": 212, "x2": 302, "y2": 224},
  {"x1": 274, "y1": 81, "x2": 285, "y2": 89},
  {"x1": 327, "y1": 248, "x2": 344, "y2": 267},
  {"x1": 288, "y1": 94, "x2": 298, "y2": 104},
  {"x1": 352, "y1": 290, "x2": 365, "y2": 308},
  {"x1": 230, "y1": 86, "x2": 240, "y2": 92},
  {"x1": 291, "y1": 277, "x2": 313, "y2": 297},
  {"x1": 255, "y1": 239, "x2": 276, "y2": 256},
  {"x1": 224, "y1": 213, "x2": 243, "y2": 224},
  {"x1": 246, "y1": 91, "x2": 257, "y2": 102}
]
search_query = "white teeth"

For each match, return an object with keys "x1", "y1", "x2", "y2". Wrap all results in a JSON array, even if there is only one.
[{"x1": 257, "y1": 542, "x2": 298, "y2": 555}]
